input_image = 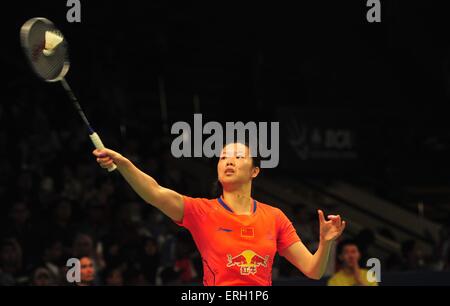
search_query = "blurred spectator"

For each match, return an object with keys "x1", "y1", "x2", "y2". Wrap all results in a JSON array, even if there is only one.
[
  {"x1": 72, "y1": 233, "x2": 95, "y2": 259},
  {"x1": 103, "y1": 265, "x2": 124, "y2": 286},
  {"x1": 400, "y1": 240, "x2": 426, "y2": 271},
  {"x1": 431, "y1": 225, "x2": 450, "y2": 271},
  {"x1": 6, "y1": 201, "x2": 31, "y2": 230},
  {"x1": 41, "y1": 238, "x2": 65, "y2": 282},
  {"x1": 77, "y1": 256, "x2": 97, "y2": 286},
  {"x1": 327, "y1": 239, "x2": 378, "y2": 286},
  {"x1": 49, "y1": 199, "x2": 77, "y2": 248},
  {"x1": 158, "y1": 266, "x2": 181, "y2": 285},
  {"x1": 31, "y1": 267, "x2": 54, "y2": 286},
  {"x1": 158, "y1": 230, "x2": 177, "y2": 267},
  {"x1": 0, "y1": 238, "x2": 27, "y2": 285},
  {"x1": 173, "y1": 231, "x2": 199, "y2": 284},
  {"x1": 139, "y1": 236, "x2": 160, "y2": 285},
  {"x1": 60, "y1": 167, "x2": 83, "y2": 202},
  {"x1": 71, "y1": 232, "x2": 106, "y2": 283},
  {"x1": 354, "y1": 228, "x2": 376, "y2": 264},
  {"x1": 80, "y1": 200, "x2": 111, "y2": 241},
  {"x1": 102, "y1": 237, "x2": 125, "y2": 269},
  {"x1": 1, "y1": 201, "x2": 40, "y2": 264},
  {"x1": 124, "y1": 267, "x2": 150, "y2": 286}
]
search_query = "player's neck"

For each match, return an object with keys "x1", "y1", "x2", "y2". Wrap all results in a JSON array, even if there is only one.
[{"x1": 222, "y1": 185, "x2": 253, "y2": 215}]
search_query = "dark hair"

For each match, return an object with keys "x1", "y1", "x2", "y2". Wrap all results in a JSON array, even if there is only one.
[
  {"x1": 336, "y1": 239, "x2": 359, "y2": 256},
  {"x1": 212, "y1": 141, "x2": 260, "y2": 197}
]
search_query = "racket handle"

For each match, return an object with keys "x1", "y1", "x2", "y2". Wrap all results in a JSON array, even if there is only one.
[{"x1": 89, "y1": 132, "x2": 117, "y2": 172}]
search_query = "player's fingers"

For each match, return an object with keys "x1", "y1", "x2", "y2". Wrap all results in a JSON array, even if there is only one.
[
  {"x1": 92, "y1": 149, "x2": 105, "y2": 157},
  {"x1": 341, "y1": 220, "x2": 346, "y2": 232},
  {"x1": 96, "y1": 156, "x2": 112, "y2": 163},
  {"x1": 100, "y1": 160, "x2": 114, "y2": 168},
  {"x1": 330, "y1": 215, "x2": 341, "y2": 225},
  {"x1": 318, "y1": 210, "x2": 326, "y2": 224},
  {"x1": 93, "y1": 148, "x2": 116, "y2": 158}
]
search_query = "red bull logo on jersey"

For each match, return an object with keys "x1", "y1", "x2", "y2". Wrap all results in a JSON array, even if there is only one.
[{"x1": 226, "y1": 250, "x2": 269, "y2": 275}]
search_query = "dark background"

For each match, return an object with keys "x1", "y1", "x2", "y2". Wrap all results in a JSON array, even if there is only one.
[{"x1": 5, "y1": 1, "x2": 450, "y2": 176}]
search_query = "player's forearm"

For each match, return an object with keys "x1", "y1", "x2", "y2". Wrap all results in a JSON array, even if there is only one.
[
  {"x1": 116, "y1": 157, "x2": 162, "y2": 205},
  {"x1": 305, "y1": 240, "x2": 333, "y2": 280}
]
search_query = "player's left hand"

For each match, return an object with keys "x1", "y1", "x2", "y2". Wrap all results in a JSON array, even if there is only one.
[{"x1": 318, "y1": 210, "x2": 346, "y2": 242}]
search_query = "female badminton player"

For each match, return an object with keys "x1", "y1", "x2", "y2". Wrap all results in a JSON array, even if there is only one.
[{"x1": 93, "y1": 142, "x2": 346, "y2": 286}]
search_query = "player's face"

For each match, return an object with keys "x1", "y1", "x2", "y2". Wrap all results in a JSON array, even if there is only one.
[
  {"x1": 80, "y1": 257, "x2": 95, "y2": 283},
  {"x1": 217, "y1": 143, "x2": 259, "y2": 189},
  {"x1": 341, "y1": 245, "x2": 361, "y2": 268}
]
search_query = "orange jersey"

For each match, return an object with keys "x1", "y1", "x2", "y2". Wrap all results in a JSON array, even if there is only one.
[{"x1": 175, "y1": 196, "x2": 301, "y2": 286}]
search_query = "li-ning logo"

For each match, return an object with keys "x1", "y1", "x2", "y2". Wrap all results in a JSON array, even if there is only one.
[
  {"x1": 226, "y1": 250, "x2": 269, "y2": 275},
  {"x1": 217, "y1": 227, "x2": 233, "y2": 232}
]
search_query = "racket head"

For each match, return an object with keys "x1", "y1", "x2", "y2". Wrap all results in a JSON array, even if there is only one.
[{"x1": 20, "y1": 17, "x2": 70, "y2": 82}]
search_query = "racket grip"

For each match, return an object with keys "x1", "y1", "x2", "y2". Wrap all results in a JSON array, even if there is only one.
[{"x1": 89, "y1": 132, "x2": 117, "y2": 172}]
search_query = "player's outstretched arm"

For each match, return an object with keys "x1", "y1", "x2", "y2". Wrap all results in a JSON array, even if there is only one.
[
  {"x1": 93, "y1": 148, "x2": 184, "y2": 222},
  {"x1": 280, "y1": 210, "x2": 346, "y2": 280}
]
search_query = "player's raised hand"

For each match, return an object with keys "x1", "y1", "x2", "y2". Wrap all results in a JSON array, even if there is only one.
[
  {"x1": 93, "y1": 148, "x2": 126, "y2": 169},
  {"x1": 318, "y1": 209, "x2": 346, "y2": 242}
]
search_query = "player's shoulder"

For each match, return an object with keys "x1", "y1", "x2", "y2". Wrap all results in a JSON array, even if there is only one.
[
  {"x1": 183, "y1": 196, "x2": 217, "y2": 205},
  {"x1": 255, "y1": 200, "x2": 284, "y2": 215},
  {"x1": 182, "y1": 196, "x2": 218, "y2": 216}
]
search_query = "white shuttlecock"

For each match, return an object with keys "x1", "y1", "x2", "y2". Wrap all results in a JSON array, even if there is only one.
[{"x1": 43, "y1": 30, "x2": 63, "y2": 56}]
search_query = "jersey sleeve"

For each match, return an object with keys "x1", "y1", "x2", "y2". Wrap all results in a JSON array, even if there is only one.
[
  {"x1": 174, "y1": 196, "x2": 210, "y2": 231},
  {"x1": 276, "y1": 208, "x2": 301, "y2": 253}
]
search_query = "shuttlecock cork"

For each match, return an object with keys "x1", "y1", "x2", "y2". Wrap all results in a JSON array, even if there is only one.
[{"x1": 43, "y1": 31, "x2": 63, "y2": 56}]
